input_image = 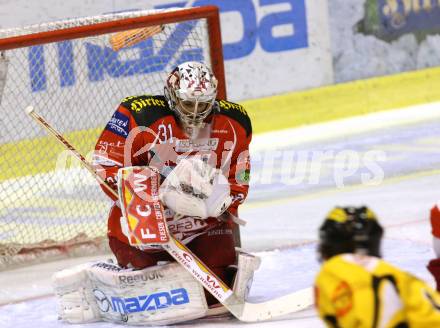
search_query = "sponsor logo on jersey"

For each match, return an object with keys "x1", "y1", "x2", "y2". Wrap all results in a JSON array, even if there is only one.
[
  {"x1": 175, "y1": 138, "x2": 219, "y2": 152},
  {"x1": 331, "y1": 281, "x2": 353, "y2": 317},
  {"x1": 212, "y1": 129, "x2": 228, "y2": 134},
  {"x1": 110, "y1": 288, "x2": 190, "y2": 314},
  {"x1": 127, "y1": 97, "x2": 167, "y2": 112},
  {"x1": 106, "y1": 111, "x2": 129, "y2": 137},
  {"x1": 218, "y1": 100, "x2": 247, "y2": 116},
  {"x1": 236, "y1": 169, "x2": 250, "y2": 184},
  {"x1": 207, "y1": 228, "x2": 233, "y2": 236},
  {"x1": 97, "y1": 140, "x2": 125, "y2": 153},
  {"x1": 167, "y1": 216, "x2": 208, "y2": 234}
]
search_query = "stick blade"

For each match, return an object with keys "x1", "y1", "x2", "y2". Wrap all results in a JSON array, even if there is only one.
[
  {"x1": 110, "y1": 25, "x2": 163, "y2": 51},
  {"x1": 227, "y1": 287, "x2": 314, "y2": 322}
]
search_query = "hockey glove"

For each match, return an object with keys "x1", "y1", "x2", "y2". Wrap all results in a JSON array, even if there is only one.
[{"x1": 159, "y1": 157, "x2": 232, "y2": 219}]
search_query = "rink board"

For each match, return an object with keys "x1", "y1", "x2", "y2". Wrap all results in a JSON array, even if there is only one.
[{"x1": 244, "y1": 65, "x2": 440, "y2": 133}]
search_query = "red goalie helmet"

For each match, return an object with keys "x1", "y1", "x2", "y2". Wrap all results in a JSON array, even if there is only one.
[{"x1": 164, "y1": 61, "x2": 218, "y2": 128}]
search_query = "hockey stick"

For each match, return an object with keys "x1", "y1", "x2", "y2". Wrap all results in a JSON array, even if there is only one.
[{"x1": 26, "y1": 106, "x2": 313, "y2": 322}]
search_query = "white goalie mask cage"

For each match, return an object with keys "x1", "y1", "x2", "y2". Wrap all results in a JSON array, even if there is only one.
[{"x1": 165, "y1": 61, "x2": 218, "y2": 128}]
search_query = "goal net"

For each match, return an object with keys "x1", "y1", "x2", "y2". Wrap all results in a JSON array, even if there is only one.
[{"x1": 0, "y1": 6, "x2": 225, "y2": 270}]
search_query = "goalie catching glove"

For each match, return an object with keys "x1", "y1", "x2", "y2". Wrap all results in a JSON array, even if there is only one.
[{"x1": 159, "y1": 157, "x2": 232, "y2": 219}]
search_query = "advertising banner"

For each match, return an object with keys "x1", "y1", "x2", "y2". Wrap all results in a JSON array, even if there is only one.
[
  {"x1": 330, "y1": 0, "x2": 440, "y2": 82},
  {"x1": 0, "y1": 0, "x2": 333, "y2": 101},
  {"x1": 360, "y1": 0, "x2": 440, "y2": 41}
]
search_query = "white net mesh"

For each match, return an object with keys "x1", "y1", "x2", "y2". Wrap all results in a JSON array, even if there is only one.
[
  {"x1": 0, "y1": 8, "x2": 212, "y2": 270},
  {"x1": 0, "y1": 9, "x2": 178, "y2": 38}
]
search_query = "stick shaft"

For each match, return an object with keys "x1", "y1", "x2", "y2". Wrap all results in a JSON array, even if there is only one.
[{"x1": 27, "y1": 107, "x2": 118, "y2": 198}]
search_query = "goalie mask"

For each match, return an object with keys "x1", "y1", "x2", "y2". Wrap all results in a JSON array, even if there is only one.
[
  {"x1": 164, "y1": 61, "x2": 218, "y2": 128},
  {"x1": 318, "y1": 206, "x2": 383, "y2": 261}
]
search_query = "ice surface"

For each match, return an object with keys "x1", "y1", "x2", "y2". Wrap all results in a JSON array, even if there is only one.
[{"x1": 0, "y1": 238, "x2": 434, "y2": 328}]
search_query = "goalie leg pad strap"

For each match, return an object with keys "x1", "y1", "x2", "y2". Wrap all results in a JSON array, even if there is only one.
[{"x1": 53, "y1": 261, "x2": 209, "y2": 326}]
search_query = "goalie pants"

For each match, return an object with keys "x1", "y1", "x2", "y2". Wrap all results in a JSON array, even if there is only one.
[{"x1": 108, "y1": 221, "x2": 237, "y2": 306}]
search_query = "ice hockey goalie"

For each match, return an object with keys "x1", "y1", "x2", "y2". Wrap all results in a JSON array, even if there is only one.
[
  {"x1": 51, "y1": 61, "x2": 259, "y2": 326},
  {"x1": 93, "y1": 62, "x2": 251, "y2": 302}
]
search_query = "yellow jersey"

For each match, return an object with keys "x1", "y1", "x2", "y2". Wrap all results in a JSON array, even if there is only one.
[{"x1": 315, "y1": 254, "x2": 440, "y2": 328}]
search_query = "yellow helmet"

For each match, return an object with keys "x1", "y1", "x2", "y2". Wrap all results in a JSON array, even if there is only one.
[{"x1": 318, "y1": 206, "x2": 383, "y2": 261}]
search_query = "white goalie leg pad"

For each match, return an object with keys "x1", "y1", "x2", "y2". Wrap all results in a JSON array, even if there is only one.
[
  {"x1": 52, "y1": 262, "x2": 101, "y2": 324},
  {"x1": 233, "y1": 250, "x2": 262, "y2": 301},
  {"x1": 87, "y1": 261, "x2": 208, "y2": 326}
]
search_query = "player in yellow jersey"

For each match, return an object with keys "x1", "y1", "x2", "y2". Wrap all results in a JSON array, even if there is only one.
[{"x1": 315, "y1": 206, "x2": 440, "y2": 328}]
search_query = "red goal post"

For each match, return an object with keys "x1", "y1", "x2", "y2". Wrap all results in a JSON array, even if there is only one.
[{"x1": 0, "y1": 6, "x2": 226, "y2": 270}]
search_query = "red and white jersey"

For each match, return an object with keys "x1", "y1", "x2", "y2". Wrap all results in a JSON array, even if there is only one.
[{"x1": 93, "y1": 94, "x2": 252, "y2": 245}]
